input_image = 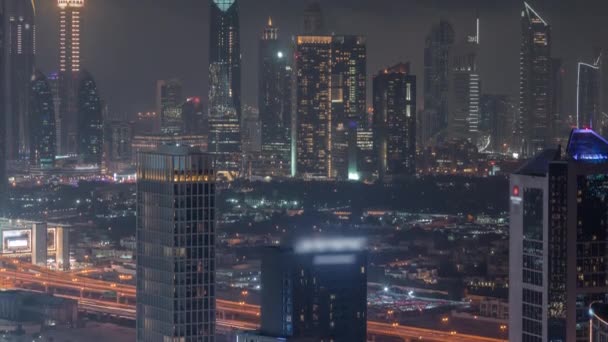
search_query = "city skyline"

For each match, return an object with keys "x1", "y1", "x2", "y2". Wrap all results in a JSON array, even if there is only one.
[{"x1": 32, "y1": 0, "x2": 608, "y2": 117}]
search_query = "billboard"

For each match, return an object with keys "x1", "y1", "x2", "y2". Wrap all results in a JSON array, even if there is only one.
[{"x1": 2, "y1": 229, "x2": 31, "y2": 253}]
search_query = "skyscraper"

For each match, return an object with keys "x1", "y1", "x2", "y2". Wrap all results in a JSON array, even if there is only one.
[
  {"x1": 5, "y1": 0, "x2": 35, "y2": 161},
  {"x1": 181, "y1": 96, "x2": 207, "y2": 136},
  {"x1": 577, "y1": 62, "x2": 600, "y2": 130},
  {"x1": 518, "y1": 2, "x2": 552, "y2": 157},
  {"x1": 77, "y1": 70, "x2": 103, "y2": 165},
  {"x1": 422, "y1": 20, "x2": 454, "y2": 146},
  {"x1": 448, "y1": 20, "x2": 480, "y2": 144},
  {"x1": 260, "y1": 237, "x2": 368, "y2": 341},
  {"x1": 156, "y1": 79, "x2": 183, "y2": 135},
  {"x1": 208, "y1": 0, "x2": 241, "y2": 172},
  {"x1": 0, "y1": 1, "x2": 7, "y2": 216},
  {"x1": 598, "y1": 50, "x2": 608, "y2": 137},
  {"x1": 136, "y1": 145, "x2": 215, "y2": 342},
  {"x1": 480, "y1": 94, "x2": 516, "y2": 153},
  {"x1": 295, "y1": 34, "x2": 366, "y2": 180},
  {"x1": 258, "y1": 17, "x2": 292, "y2": 178},
  {"x1": 57, "y1": 0, "x2": 84, "y2": 155},
  {"x1": 302, "y1": 1, "x2": 323, "y2": 35},
  {"x1": 373, "y1": 63, "x2": 417, "y2": 180},
  {"x1": 29, "y1": 71, "x2": 56, "y2": 169},
  {"x1": 509, "y1": 128, "x2": 608, "y2": 342}
]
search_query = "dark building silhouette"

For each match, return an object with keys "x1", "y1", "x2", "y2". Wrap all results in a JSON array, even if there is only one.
[
  {"x1": 77, "y1": 70, "x2": 103, "y2": 165},
  {"x1": 261, "y1": 238, "x2": 367, "y2": 341},
  {"x1": 302, "y1": 1, "x2": 323, "y2": 35},
  {"x1": 258, "y1": 17, "x2": 292, "y2": 177},
  {"x1": 577, "y1": 62, "x2": 600, "y2": 130},
  {"x1": 0, "y1": 1, "x2": 7, "y2": 215},
  {"x1": 480, "y1": 94, "x2": 516, "y2": 153},
  {"x1": 518, "y1": 2, "x2": 552, "y2": 157},
  {"x1": 509, "y1": 129, "x2": 608, "y2": 342},
  {"x1": 181, "y1": 96, "x2": 207, "y2": 136},
  {"x1": 5, "y1": 0, "x2": 35, "y2": 161},
  {"x1": 156, "y1": 79, "x2": 183, "y2": 135},
  {"x1": 208, "y1": 0, "x2": 241, "y2": 171},
  {"x1": 29, "y1": 71, "x2": 56, "y2": 169},
  {"x1": 136, "y1": 146, "x2": 216, "y2": 342},
  {"x1": 422, "y1": 20, "x2": 454, "y2": 146},
  {"x1": 373, "y1": 63, "x2": 417, "y2": 179}
]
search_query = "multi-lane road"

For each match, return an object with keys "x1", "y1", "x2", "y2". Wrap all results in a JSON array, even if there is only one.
[{"x1": 1, "y1": 260, "x2": 505, "y2": 342}]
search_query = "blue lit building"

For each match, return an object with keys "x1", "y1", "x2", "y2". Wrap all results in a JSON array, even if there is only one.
[
  {"x1": 260, "y1": 238, "x2": 367, "y2": 342},
  {"x1": 509, "y1": 129, "x2": 608, "y2": 342}
]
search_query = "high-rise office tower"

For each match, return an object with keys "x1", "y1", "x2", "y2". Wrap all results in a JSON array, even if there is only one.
[
  {"x1": 77, "y1": 70, "x2": 103, "y2": 165},
  {"x1": 598, "y1": 50, "x2": 608, "y2": 137},
  {"x1": 295, "y1": 34, "x2": 366, "y2": 180},
  {"x1": 181, "y1": 97, "x2": 207, "y2": 136},
  {"x1": 373, "y1": 63, "x2": 417, "y2": 180},
  {"x1": 136, "y1": 146, "x2": 215, "y2": 342},
  {"x1": 302, "y1": 1, "x2": 323, "y2": 35},
  {"x1": 0, "y1": 1, "x2": 7, "y2": 216},
  {"x1": 57, "y1": 0, "x2": 83, "y2": 155},
  {"x1": 480, "y1": 94, "x2": 516, "y2": 153},
  {"x1": 518, "y1": 2, "x2": 551, "y2": 157},
  {"x1": 258, "y1": 17, "x2": 292, "y2": 177},
  {"x1": 449, "y1": 19, "x2": 480, "y2": 144},
  {"x1": 549, "y1": 58, "x2": 565, "y2": 147},
  {"x1": 509, "y1": 128, "x2": 608, "y2": 342},
  {"x1": 208, "y1": 0, "x2": 241, "y2": 172},
  {"x1": 260, "y1": 237, "x2": 367, "y2": 341},
  {"x1": 5, "y1": 0, "x2": 35, "y2": 161},
  {"x1": 105, "y1": 120, "x2": 132, "y2": 165},
  {"x1": 422, "y1": 20, "x2": 454, "y2": 146},
  {"x1": 156, "y1": 79, "x2": 183, "y2": 135},
  {"x1": 577, "y1": 62, "x2": 600, "y2": 130},
  {"x1": 29, "y1": 71, "x2": 56, "y2": 169}
]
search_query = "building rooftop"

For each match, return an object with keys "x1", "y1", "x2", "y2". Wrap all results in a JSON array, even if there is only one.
[
  {"x1": 566, "y1": 128, "x2": 608, "y2": 163},
  {"x1": 514, "y1": 148, "x2": 560, "y2": 176}
]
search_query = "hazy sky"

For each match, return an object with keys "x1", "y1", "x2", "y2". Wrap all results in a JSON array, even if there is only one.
[{"x1": 35, "y1": 0, "x2": 608, "y2": 118}]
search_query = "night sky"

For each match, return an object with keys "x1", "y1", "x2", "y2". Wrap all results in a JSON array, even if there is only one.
[{"x1": 35, "y1": 0, "x2": 608, "y2": 118}]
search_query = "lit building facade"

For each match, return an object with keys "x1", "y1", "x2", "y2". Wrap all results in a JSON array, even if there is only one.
[
  {"x1": 295, "y1": 34, "x2": 366, "y2": 180},
  {"x1": 518, "y1": 2, "x2": 552, "y2": 157},
  {"x1": 131, "y1": 134, "x2": 207, "y2": 164},
  {"x1": 577, "y1": 62, "x2": 601, "y2": 130},
  {"x1": 373, "y1": 63, "x2": 416, "y2": 179},
  {"x1": 136, "y1": 146, "x2": 216, "y2": 342},
  {"x1": 57, "y1": 0, "x2": 84, "y2": 155},
  {"x1": 5, "y1": 0, "x2": 35, "y2": 161},
  {"x1": 449, "y1": 24, "x2": 480, "y2": 144},
  {"x1": 261, "y1": 238, "x2": 367, "y2": 341},
  {"x1": 258, "y1": 18, "x2": 292, "y2": 177},
  {"x1": 105, "y1": 120, "x2": 132, "y2": 171},
  {"x1": 157, "y1": 79, "x2": 183, "y2": 135},
  {"x1": 77, "y1": 70, "x2": 103, "y2": 166},
  {"x1": 29, "y1": 71, "x2": 56, "y2": 169},
  {"x1": 422, "y1": 20, "x2": 454, "y2": 146},
  {"x1": 509, "y1": 129, "x2": 608, "y2": 342},
  {"x1": 208, "y1": 0, "x2": 241, "y2": 171}
]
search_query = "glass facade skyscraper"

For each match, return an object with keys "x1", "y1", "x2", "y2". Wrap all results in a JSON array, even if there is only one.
[
  {"x1": 5, "y1": 0, "x2": 35, "y2": 161},
  {"x1": 577, "y1": 62, "x2": 600, "y2": 130},
  {"x1": 136, "y1": 146, "x2": 215, "y2": 342},
  {"x1": 295, "y1": 34, "x2": 366, "y2": 180},
  {"x1": 373, "y1": 63, "x2": 417, "y2": 180},
  {"x1": 509, "y1": 129, "x2": 608, "y2": 342},
  {"x1": 258, "y1": 18, "x2": 292, "y2": 178},
  {"x1": 208, "y1": 0, "x2": 241, "y2": 172},
  {"x1": 29, "y1": 71, "x2": 56, "y2": 169},
  {"x1": 77, "y1": 70, "x2": 103, "y2": 165},
  {"x1": 157, "y1": 79, "x2": 183, "y2": 135},
  {"x1": 518, "y1": 2, "x2": 552, "y2": 157}
]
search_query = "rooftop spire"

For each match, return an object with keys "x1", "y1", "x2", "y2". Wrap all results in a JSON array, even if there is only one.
[{"x1": 268, "y1": 16, "x2": 273, "y2": 27}]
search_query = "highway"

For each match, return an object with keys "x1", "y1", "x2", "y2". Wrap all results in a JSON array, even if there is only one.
[{"x1": 0, "y1": 259, "x2": 505, "y2": 342}]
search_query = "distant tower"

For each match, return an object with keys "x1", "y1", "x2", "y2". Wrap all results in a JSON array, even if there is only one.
[
  {"x1": 577, "y1": 62, "x2": 600, "y2": 130},
  {"x1": 208, "y1": 0, "x2": 241, "y2": 172},
  {"x1": 57, "y1": 0, "x2": 84, "y2": 155},
  {"x1": 518, "y1": 2, "x2": 551, "y2": 156},
  {"x1": 448, "y1": 18, "x2": 481, "y2": 144},
  {"x1": 5, "y1": 0, "x2": 35, "y2": 160},
  {"x1": 136, "y1": 145, "x2": 216, "y2": 342},
  {"x1": 373, "y1": 63, "x2": 417, "y2": 179},
  {"x1": 258, "y1": 17, "x2": 292, "y2": 177},
  {"x1": 77, "y1": 70, "x2": 103, "y2": 165},
  {"x1": 303, "y1": 1, "x2": 324, "y2": 34},
  {"x1": 29, "y1": 71, "x2": 56, "y2": 169},
  {"x1": 156, "y1": 79, "x2": 183, "y2": 135},
  {"x1": 422, "y1": 20, "x2": 454, "y2": 146}
]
